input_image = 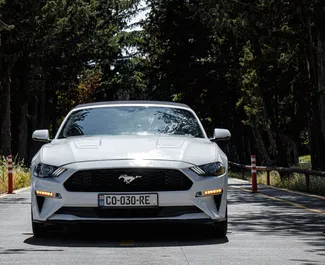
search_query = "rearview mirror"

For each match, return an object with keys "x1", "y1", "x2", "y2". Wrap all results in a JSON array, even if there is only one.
[
  {"x1": 32, "y1": 129, "x2": 51, "y2": 142},
  {"x1": 210, "y1": 128, "x2": 231, "y2": 142}
]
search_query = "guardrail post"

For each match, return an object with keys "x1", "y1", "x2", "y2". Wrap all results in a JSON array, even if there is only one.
[
  {"x1": 251, "y1": 155, "x2": 257, "y2": 192},
  {"x1": 266, "y1": 170, "x2": 270, "y2": 185},
  {"x1": 7, "y1": 155, "x2": 14, "y2": 194}
]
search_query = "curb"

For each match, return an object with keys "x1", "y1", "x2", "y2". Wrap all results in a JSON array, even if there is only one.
[
  {"x1": 0, "y1": 186, "x2": 31, "y2": 199},
  {"x1": 229, "y1": 177, "x2": 325, "y2": 200}
]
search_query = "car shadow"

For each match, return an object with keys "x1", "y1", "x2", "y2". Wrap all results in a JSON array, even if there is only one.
[{"x1": 24, "y1": 223, "x2": 229, "y2": 247}]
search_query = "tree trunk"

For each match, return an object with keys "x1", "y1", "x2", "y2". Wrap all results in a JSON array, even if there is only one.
[
  {"x1": 305, "y1": 18, "x2": 325, "y2": 170},
  {"x1": 51, "y1": 93, "x2": 58, "y2": 137},
  {"x1": 261, "y1": 106, "x2": 278, "y2": 160},
  {"x1": 18, "y1": 101, "x2": 28, "y2": 162},
  {"x1": 251, "y1": 127, "x2": 272, "y2": 166},
  {"x1": 0, "y1": 72, "x2": 12, "y2": 156},
  {"x1": 278, "y1": 134, "x2": 299, "y2": 167},
  {"x1": 29, "y1": 94, "x2": 39, "y2": 160},
  {"x1": 291, "y1": 139, "x2": 299, "y2": 166},
  {"x1": 315, "y1": 28, "x2": 325, "y2": 169},
  {"x1": 38, "y1": 89, "x2": 46, "y2": 128}
]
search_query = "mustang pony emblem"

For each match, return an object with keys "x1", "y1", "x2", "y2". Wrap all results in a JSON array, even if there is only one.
[{"x1": 118, "y1": 174, "x2": 142, "y2": 184}]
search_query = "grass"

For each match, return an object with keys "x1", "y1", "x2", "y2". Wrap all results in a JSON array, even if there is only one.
[
  {"x1": 229, "y1": 157, "x2": 325, "y2": 196},
  {"x1": 298, "y1": 155, "x2": 311, "y2": 164},
  {"x1": 0, "y1": 156, "x2": 30, "y2": 194}
]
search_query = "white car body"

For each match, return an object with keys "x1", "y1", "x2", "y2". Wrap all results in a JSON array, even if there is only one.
[{"x1": 30, "y1": 101, "x2": 231, "y2": 237}]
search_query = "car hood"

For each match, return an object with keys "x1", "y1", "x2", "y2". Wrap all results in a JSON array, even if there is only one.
[{"x1": 39, "y1": 135, "x2": 223, "y2": 166}]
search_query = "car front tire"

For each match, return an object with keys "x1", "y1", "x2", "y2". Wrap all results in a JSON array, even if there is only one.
[
  {"x1": 31, "y1": 208, "x2": 49, "y2": 239},
  {"x1": 213, "y1": 219, "x2": 227, "y2": 237},
  {"x1": 212, "y1": 206, "x2": 228, "y2": 237},
  {"x1": 32, "y1": 221, "x2": 49, "y2": 239}
]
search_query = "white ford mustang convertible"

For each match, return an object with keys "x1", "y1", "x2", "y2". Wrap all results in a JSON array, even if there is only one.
[{"x1": 30, "y1": 100, "x2": 231, "y2": 238}]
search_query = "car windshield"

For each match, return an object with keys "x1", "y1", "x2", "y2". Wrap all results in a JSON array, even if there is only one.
[{"x1": 57, "y1": 106, "x2": 205, "y2": 138}]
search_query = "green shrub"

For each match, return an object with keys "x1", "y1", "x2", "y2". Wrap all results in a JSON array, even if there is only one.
[
  {"x1": 229, "y1": 169, "x2": 325, "y2": 196},
  {"x1": 0, "y1": 156, "x2": 30, "y2": 194}
]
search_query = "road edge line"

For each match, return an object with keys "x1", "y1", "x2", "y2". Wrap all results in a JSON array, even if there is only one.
[
  {"x1": 263, "y1": 185, "x2": 325, "y2": 201},
  {"x1": 230, "y1": 177, "x2": 325, "y2": 200},
  {"x1": 230, "y1": 185, "x2": 325, "y2": 216}
]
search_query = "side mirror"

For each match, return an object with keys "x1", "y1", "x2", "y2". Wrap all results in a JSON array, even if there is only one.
[
  {"x1": 210, "y1": 128, "x2": 231, "y2": 142},
  {"x1": 32, "y1": 129, "x2": 51, "y2": 142}
]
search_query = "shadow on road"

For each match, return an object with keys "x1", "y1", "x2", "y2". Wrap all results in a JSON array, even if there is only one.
[
  {"x1": 0, "y1": 197, "x2": 30, "y2": 204},
  {"x1": 228, "y1": 185, "x2": 325, "y2": 234},
  {"x1": 228, "y1": 185, "x2": 325, "y2": 257},
  {"x1": 23, "y1": 223, "x2": 229, "y2": 248},
  {"x1": 0, "y1": 247, "x2": 63, "y2": 254}
]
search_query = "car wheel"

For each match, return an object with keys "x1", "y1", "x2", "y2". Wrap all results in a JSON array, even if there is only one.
[
  {"x1": 32, "y1": 221, "x2": 49, "y2": 239},
  {"x1": 212, "y1": 206, "x2": 228, "y2": 237},
  {"x1": 213, "y1": 219, "x2": 227, "y2": 237},
  {"x1": 31, "y1": 208, "x2": 49, "y2": 238}
]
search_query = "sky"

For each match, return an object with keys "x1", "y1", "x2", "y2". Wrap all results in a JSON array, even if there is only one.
[{"x1": 125, "y1": 0, "x2": 150, "y2": 32}]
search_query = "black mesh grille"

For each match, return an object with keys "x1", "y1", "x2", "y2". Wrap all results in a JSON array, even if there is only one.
[
  {"x1": 36, "y1": 196, "x2": 45, "y2": 213},
  {"x1": 64, "y1": 168, "x2": 193, "y2": 192},
  {"x1": 213, "y1": 194, "x2": 222, "y2": 211},
  {"x1": 55, "y1": 206, "x2": 202, "y2": 218}
]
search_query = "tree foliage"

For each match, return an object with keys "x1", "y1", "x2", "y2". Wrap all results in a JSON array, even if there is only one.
[
  {"x1": 1, "y1": 0, "x2": 325, "y2": 171},
  {"x1": 140, "y1": 0, "x2": 325, "y2": 170}
]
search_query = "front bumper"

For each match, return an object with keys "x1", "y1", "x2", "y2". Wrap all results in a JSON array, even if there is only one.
[
  {"x1": 32, "y1": 218, "x2": 227, "y2": 226},
  {"x1": 31, "y1": 160, "x2": 228, "y2": 223}
]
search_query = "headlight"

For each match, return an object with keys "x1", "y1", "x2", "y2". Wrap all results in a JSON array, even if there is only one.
[
  {"x1": 33, "y1": 163, "x2": 66, "y2": 178},
  {"x1": 190, "y1": 162, "x2": 225, "y2": 176}
]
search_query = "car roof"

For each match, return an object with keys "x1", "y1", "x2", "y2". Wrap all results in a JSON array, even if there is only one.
[{"x1": 73, "y1": 100, "x2": 190, "y2": 110}]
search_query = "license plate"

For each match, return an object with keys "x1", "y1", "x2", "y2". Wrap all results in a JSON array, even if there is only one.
[{"x1": 98, "y1": 194, "x2": 158, "y2": 207}]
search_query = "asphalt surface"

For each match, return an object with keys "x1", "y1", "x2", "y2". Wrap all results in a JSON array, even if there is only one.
[{"x1": 0, "y1": 178, "x2": 325, "y2": 265}]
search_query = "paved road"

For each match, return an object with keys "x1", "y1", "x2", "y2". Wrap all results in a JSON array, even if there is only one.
[{"x1": 0, "y1": 178, "x2": 324, "y2": 265}]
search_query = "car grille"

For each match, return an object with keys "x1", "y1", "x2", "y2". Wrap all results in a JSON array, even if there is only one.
[
  {"x1": 63, "y1": 168, "x2": 193, "y2": 192},
  {"x1": 54, "y1": 206, "x2": 202, "y2": 218}
]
